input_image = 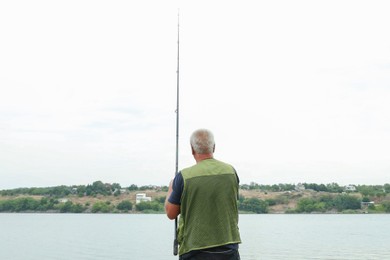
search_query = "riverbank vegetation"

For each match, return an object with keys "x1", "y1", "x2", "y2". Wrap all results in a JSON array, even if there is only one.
[{"x1": 1, "y1": 181, "x2": 390, "y2": 214}]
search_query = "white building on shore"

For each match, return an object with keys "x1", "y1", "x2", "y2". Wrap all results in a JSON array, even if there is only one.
[
  {"x1": 344, "y1": 185, "x2": 357, "y2": 192},
  {"x1": 136, "y1": 193, "x2": 151, "y2": 204}
]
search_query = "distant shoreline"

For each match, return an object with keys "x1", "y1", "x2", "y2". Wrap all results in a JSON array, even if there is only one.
[{"x1": 2, "y1": 187, "x2": 390, "y2": 214}]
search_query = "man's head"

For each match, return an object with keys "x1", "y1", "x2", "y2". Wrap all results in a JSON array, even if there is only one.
[{"x1": 190, "y1": 129, "x2": 215, "y2": 155}]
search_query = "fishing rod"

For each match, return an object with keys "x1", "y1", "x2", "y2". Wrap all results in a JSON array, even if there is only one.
[{"x1": 173, "y1": 11, "x2": 180, "y2": 256}]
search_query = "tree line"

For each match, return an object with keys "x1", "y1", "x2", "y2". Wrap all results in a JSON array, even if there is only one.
[
  {"x1": 241, "y1": 182, "x2": 390, "y2": 195},
  {"x1": 0, "y1": 181, "x2": 168, "y2": 197},
  {"x1": 1, "y1": 181, "x2": 390, "y2": 214},
  {"x1": 2, "y1": 181, "x2": 389, "y2": 197},
  {"x1": 0, "y1": 197, "x2": 131, "y2": 213},
  {"x1": 3, "y1": 194, "x2": 389, "y2": 214},
  {"x1": 0, "y1": 196, "x2": 169, "y2": 214}
]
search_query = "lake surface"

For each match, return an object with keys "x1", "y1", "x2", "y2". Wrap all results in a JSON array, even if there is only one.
[{"x1": 0, "y1": 214, "x2": 389, "y2": 259}]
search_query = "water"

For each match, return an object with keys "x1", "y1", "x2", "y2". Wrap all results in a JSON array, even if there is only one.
[
  {"x1": 0, "y1": 214, "x2": 389, "y2": 259},
  {"x1": 240, "y1": 214, "x2": 390, "y2": 259}
]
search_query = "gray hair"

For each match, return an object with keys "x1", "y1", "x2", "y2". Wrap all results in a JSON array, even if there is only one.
[{"x1": 190, "y1": 129, "x2": 215, "y2": 154}]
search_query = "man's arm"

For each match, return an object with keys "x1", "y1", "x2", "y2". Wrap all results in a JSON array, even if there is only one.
[{"x1": 165, "y1": 179, "x2": 181, "y2": 220}]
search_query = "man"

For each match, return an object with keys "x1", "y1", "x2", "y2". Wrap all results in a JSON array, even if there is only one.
[{"x1": 165, "y1": 129, "x2": 241, "y2": 260}]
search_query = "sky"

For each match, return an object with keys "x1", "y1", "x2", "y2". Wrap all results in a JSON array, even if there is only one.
[{"x1": 1, "y1": 0, "x2": 390, "y2": 189}]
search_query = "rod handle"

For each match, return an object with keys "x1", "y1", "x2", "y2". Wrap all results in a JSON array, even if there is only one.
[{"x1": 173, "y1": 238, "x2": 179, "y2": 256}]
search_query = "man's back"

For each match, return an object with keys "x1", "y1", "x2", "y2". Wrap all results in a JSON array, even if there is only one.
[{"x1": 178, "y1": 158, "x2": 241, "y2": 256}]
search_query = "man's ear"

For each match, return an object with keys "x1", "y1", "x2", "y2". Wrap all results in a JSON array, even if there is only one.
[
  {"x1": 213, "y1": 144, "x2": 215, "y2": 153},
  {"x1": 191, "y1": 146, "x2": 195, "y2": 155}
]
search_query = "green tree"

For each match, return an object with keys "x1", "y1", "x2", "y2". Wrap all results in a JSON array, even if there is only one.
[
  {"x1": 271, "y1": 184, "x2": 280, "y2": 192},
  {"x1": 16, "y1": 197, "x2": 40, "y2": 212},
  {"x1": 0, "y1": 198, "x2": 40, "y2": 212},
  {"x1": 318, "y1": 195, "x2": 336, "y2": 209},
  {"x1": 128, "y1": 184, "x2": 138, "y2": 191},
  {"x1": 76, "y1": 185, "x2": 86, "y2": 197},
  {"x1": 59, "y1": 201, "x2": 74, "y2": 213},
  {"x1": 326, "y1": 183, "x2": 344, "y2": 193},
  {"x1": 304, "y1": 183, "x2": 328, "y2": 192},
  {"x1": 135, "y1": 201, "x2": 164, "y2": 212},
  {"x1": 238, "y1": 195, "x2": 245, "y2": 204},
  {"x1": 384, "y1": 184, "x2": 390, "y2": 193},
  {"x1": 381, "y1": 201, "x2": 390, "y2": 213},
  {"x1": 112, "y1": 183, "x2": 121, "y2": 190},
  {"x1": 37, "y1": 197, "x2": 52, "y2": 211},
  {"x1": 239, "y1": 197, "x2": 268, "y2": 213},
  {"x1": 117, "y1": 200, "x2": 133, "y2": 211},
  {"x1": 155, "y1": 197, "x2": 166, "y2": 204},
  {"x1": 92, "y1": 181, "x2": 110, "y2": 195},
  {"x1": 51, "y1": 186, "x2": 71, "y2": 197},
  {"x1": 265, "y1": 198, "x2": 276, "y2": 206},
  {"x1": 71, "y1": 203, "x2": 85, "y2": 213},
  {"x1": 357, "y1": 185, "x2": 381, "y2": 197},
  {"x1": 296, "y1": 198, "x2": 326, "y2": 213},
  {"x1": 139, "y1": 185, "x2": 154, "y2": 191},
  {"x1": 0, "y1": 200, "x2": 14, "y2": 211},
  {"x1": 92, "y1": 201, "x2": 113, "y2": 213},
  {"x1": 333, "y1": 194, "x2": 361, "y2": 211}
]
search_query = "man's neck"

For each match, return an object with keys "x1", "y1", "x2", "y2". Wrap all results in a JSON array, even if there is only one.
[{"x1": 194, "y1": 153, "x2": 214, "y2": 163}]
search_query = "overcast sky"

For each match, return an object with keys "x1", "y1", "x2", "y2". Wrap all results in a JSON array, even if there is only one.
[{"x1": 1, "y1": 0, "x2": 390, "y2": 189}]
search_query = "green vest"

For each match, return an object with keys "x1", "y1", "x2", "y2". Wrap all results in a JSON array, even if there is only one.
[{"x1": 177, "y1": 158, "x2": 241, "y2": 256}]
